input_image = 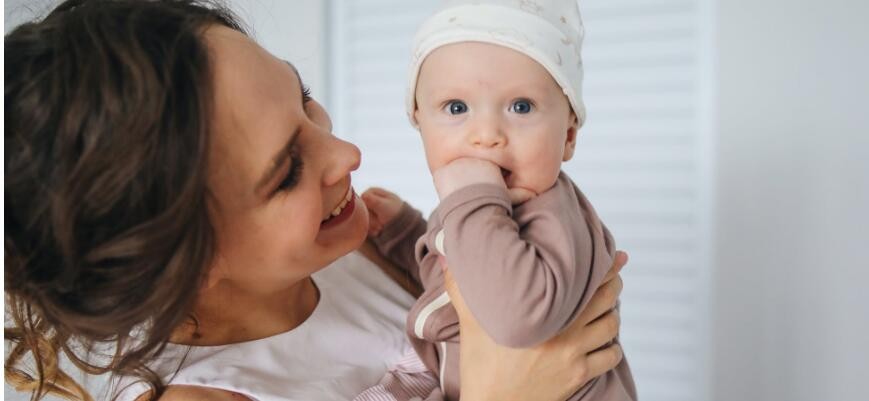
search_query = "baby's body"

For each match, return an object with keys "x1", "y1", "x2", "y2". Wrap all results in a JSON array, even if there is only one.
[
  {"x1": 361, "y1": 1, "x2": 638, "y2": 399},
  {"x1": 363, "y1": 40, "x2": 637, "y2": 401},
  {"x1": 372, "y1": 176, "x2": 634, "y2": 401}
]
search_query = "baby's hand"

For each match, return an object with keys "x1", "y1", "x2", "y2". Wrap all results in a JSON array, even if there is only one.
[
  {"x1": 361, "y1": 187, "x2": 404, "y2": 237},
  {"x1": 432, "y1": 157, "x2": 504, "y2": 200},
  {"x1": 507, "y1": 187, "x2": 537, "y2": 205}
]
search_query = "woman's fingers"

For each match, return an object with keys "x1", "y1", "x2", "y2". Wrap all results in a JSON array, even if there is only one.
[
  {"x1": 582, "y1": 343, "x2": 624, "y2": 381},
  {"x1": 577, "y1": 272, "x2": 623, "y2": 326},
  {"x1": 601, "y1": 251, "x2": 628, "y2": 284},
  {"x1": 577, "y1": 309, "x2": 620, "y2": 351},
  {"x1": 574, "y1": 251, "x2": 627, "y2": 326}
]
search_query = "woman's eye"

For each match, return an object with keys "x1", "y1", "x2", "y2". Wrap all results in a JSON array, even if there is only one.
[
  {"x1": 277, "y1": 152, "x2": 304, "y2": 192},
  {"x1": 445, "y1": 100, "x2": 468, "y2": 115},
  {"x1": 511, "y1": 99, "x2": 534, "y2": 114},
  {"x1": 302, "y1": 85, "x2": 312, "y2": 104}
]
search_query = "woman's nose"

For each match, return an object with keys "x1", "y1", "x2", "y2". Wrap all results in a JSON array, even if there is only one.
[
  {"x1": 467, "y1": 114, "x2": 507, "y2": 148},
  {"x1": 321, "y1": 135, "x2": 361, "y2": 187}
]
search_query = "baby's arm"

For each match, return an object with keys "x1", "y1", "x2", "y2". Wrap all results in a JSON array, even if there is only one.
[
  {"x1": 431, "y1": 160, "x2": 613, "y2": 348},
  {"x1": 362, "y1": 188, "x2": 427, "y2": 285}
]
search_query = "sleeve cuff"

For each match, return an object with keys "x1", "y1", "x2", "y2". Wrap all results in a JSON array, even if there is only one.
[{"x1": 435, "y1": 183, "x2": 512, "y2": 225}]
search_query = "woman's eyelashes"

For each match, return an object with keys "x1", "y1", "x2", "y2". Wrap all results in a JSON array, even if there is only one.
[
  {"x1": 302, "y1": 85, "x2": 312, "y2": 104},
  {"x1": 274, "y1": 85, "x2": 311, "y2": 193},
  {"x1": 277, "y1": 148, "x2": 304, "y2": 192}
]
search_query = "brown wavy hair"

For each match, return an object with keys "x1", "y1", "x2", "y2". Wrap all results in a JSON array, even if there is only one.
[{"x1": 5, "y1": 1, "x2": 246, "y2": 400}]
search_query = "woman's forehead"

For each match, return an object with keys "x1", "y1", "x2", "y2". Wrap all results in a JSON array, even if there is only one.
[
  {"x1": 206, "y1": 26, "x2": 299, "y2": 111},
  {"x1": 204, "y1": 26, "x2": 302, "y2": 199}
]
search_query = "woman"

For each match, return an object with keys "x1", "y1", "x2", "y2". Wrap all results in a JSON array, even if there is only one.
[{"x1": 4, "y1": 1, "x2": 626, "y2": 400}]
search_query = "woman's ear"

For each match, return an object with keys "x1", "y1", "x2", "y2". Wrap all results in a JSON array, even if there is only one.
[{"x1": 562, "y1": 113, "x2": 579, "y2": 161}]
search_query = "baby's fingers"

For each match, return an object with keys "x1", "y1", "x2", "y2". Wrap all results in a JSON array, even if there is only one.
[
  {"x1": 363, "y1": 187, "x2": 399, "y2": 200},
  {"x1": 367, "y1": 221, "x2": 383, "y2": 237},
  {"x1": 507, "y1": 187, "x2": 537, "y2": 205},
  {"x1": 361, "y1": 190, "x2": 386, "y2": 210}
]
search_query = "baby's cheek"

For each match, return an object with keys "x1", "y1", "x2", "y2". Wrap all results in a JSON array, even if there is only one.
[
  {"x1": 515, "y1": 156, "x2": 562, "y2": 193},
  {"x1": 426, "y1": 143, "x2": 464, "y2": 172},
  {"x1": 421, "y1": 131, "x2": 453, "y2": 168}
]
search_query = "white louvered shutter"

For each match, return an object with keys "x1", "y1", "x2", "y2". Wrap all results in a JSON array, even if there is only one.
[{"x1": 328, "y1": 1, "x2": 714, "y2": 400}]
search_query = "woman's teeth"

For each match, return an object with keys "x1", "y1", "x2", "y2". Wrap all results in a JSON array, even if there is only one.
[{"x1": 329, "y1": 187, "x2": 354, "y2": 218}]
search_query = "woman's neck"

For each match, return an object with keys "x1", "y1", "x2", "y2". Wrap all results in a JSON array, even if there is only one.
[{"x1": 171, "y1": 276, "x2": 320, "y2": 346}]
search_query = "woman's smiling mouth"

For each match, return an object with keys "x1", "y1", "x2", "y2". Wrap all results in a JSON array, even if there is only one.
[{"x1": 320, "y1": 186, "x2": 355, "y2": 228}]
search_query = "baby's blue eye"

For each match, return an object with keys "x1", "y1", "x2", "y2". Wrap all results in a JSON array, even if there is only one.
[
  {"x1": 511, "y1": 100, "x2": 534, "y2": 114},
  {"x1": 446, "y1": 101, "x2": 468, "y2": 115}
]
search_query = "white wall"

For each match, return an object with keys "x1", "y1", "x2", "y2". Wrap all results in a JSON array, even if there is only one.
[{"x1": 712, "y1": 0, "x2": 869, "y2": 400}]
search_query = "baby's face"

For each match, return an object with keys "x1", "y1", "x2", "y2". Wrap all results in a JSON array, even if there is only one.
[{"x1": 414, "y1": 41, "x2": 577, "y2": 194}]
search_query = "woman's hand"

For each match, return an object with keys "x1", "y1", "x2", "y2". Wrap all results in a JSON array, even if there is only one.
[{"x1": 450, "y1": 251, "x2": 628, "y2": 401}]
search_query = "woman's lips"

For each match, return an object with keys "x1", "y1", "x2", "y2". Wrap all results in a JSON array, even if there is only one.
[{"x1": 320, "y1": 188, "x2": 355, "y2": 229}]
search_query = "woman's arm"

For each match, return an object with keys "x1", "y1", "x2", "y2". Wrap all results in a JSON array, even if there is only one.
[{"x1": 454, "y1": 251, "x2": 628, "y2": 401}]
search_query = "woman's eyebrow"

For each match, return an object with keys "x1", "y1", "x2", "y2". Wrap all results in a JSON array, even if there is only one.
[{"x1": 254, "y1": 61, "x2": 307, "y2": 194}]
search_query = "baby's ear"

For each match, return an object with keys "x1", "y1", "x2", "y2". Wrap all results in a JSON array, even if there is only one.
[{"x1": 562, "y1": 113, "x2": 579, "y2": 161}]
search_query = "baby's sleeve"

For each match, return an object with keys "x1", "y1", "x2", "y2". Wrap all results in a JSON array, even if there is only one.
[
  {"x1": 433, "y1": 178, "x2": 614, "y2": 348},
  {"x1": 371, "y1": 202, "x2": 428, "y2": 286}
]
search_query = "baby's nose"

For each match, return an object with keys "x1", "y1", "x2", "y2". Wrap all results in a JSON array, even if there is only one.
[{"x1": 467, "y1": 117, "x2": 507, "y2": 148}]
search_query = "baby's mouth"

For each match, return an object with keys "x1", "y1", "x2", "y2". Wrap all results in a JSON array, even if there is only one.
[{"x1": 500, "y1": 167, "x2": 512, "y2": 180}]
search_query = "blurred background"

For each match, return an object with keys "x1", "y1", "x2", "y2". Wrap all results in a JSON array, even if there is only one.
[{"x1": 5, "y1": 0, "x2": 868, "y2": 400}]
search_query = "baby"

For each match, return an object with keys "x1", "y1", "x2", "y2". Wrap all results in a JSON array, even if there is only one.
[{"x1": 362, "y1": 1, "x2": 637, "y2": 400}]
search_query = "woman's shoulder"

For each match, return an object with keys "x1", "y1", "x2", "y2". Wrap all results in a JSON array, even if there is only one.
[{"x1": 149, "y1": 385, "x2": 253, "y2": 401}]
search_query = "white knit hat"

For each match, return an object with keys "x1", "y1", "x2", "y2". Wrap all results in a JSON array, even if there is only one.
[{"x1": 406, "y1": 0, "x2": 586, "y2": 127}]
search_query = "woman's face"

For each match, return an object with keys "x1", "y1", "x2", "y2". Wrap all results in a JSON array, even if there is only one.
[{"x1": 203, "y1": 26, "x2": 368, "y2": 294}]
